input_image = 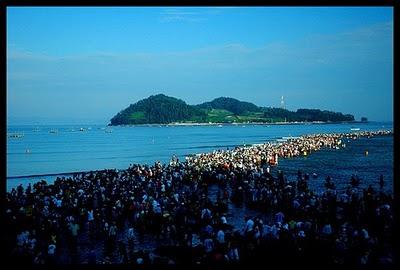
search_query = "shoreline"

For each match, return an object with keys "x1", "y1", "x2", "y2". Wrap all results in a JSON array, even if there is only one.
[{"x1": 110, "y1": 120, "x2": 369, "y2": 127}]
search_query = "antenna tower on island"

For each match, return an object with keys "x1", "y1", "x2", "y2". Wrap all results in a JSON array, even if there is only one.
[{"x1": 280, "y1": 96, "x2": 285, "y2": 109}]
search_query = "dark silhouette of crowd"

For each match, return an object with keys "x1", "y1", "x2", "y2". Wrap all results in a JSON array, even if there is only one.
[{"x1": 4, "y1": 130, "x2": 394, "y2": 265}]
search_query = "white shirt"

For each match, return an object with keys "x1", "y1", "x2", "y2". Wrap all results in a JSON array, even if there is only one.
[
  {"x1": 275, "y1": 212, "x2": 285, "y2": 223},
  {"x1": 128, "y1": 228, "x2": 135, "y2": 240},
  {"x1": 174, "y1": 193, "x2": 179, "y2": 202},
  {"x1": 217, "y1": 230, "x2": 225, "y2": 243},
  {"x1": 204, "y1": 238, "x2": 214, "y2": 253},
  {"x1": 29, "y1": 238, "x2": 36, "y2": 250},
  {"x1": 361, "y1": 229, "x2": 369, "y2": 239},
  {"x1": 263, "y1": 225, "x2": 272, "y2": 236},
  {"x1": 271, "y1": 225, "x2": 279, "y2": 238},
  {"x1": 17, "y1": 233, "x2": 27, "y2": 246},
  {"x1": 48, "y1": 244, "x2": 56, "y2": 255},
  {"x1": 201, "y1": 208, "x2": 211, "y2": 219},
  {"x1": 88, "y1": 210, "x2": 94, "y2": 221},
  {"x1": 221, "y1": 216, "x2": 227, "y2": 224},
  {"x1": 245, "y1": 219, "x2": 254, "y2": 232},
  {"x1": 56, "y1": 199, "x2": 62, "y2": 208}
]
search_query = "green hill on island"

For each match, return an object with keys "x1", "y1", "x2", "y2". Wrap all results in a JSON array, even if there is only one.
[{"x1": 109, "y1": 94, "x2": 354, "y2": 125}]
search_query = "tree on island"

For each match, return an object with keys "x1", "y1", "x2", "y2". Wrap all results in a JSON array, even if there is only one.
[{"x1": 109, "y1": 94, "x2": 355, "y2": 125}]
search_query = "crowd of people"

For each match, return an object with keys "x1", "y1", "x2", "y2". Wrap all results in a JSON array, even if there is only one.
[
  {"x1": 4, "y1": 130, "x2": 394, "y2": 265},
  {"x1": 186, "y1": 130, "x2": 392, "y2": 169}
]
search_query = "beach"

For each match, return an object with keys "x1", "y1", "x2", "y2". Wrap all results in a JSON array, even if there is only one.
[{"x1": 5, "y1": 129, "x2": 394, "y2": 265}]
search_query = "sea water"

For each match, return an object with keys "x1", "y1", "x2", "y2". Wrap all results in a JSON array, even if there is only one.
[{"x1": 7, "y1": 122, "x2": 393, "y2": 191}]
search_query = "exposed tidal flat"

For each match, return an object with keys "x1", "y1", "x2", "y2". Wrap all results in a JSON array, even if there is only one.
[{"x1": 7, "y1": 121, "x2": 393, "y2": 192}]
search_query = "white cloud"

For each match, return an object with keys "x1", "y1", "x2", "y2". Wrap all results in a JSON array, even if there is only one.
[
  {"x1": 161, "y1": 9, "x2": 199, "y2": 16},
  {"x1": 159, "y1": 8, "x2": 209, "y2": 23}
]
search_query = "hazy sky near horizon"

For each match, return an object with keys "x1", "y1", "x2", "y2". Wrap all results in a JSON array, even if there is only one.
[{"x1": 7, "y1": 7, "x2": 393, "y2": 124}]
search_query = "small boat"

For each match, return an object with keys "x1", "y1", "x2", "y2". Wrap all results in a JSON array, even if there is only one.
[
  {"x1": 79, "y1": 128, "x2": 87, "y2": 132},
  {"x1": 350, "y1": 127, "x2": 360, "y2": 131},
  {"x1": 49, "y1": 129, "x2": 58, "y2": 134},
  {"x1": 8, "y1": 132, "x2": 24, "y2": 138}
]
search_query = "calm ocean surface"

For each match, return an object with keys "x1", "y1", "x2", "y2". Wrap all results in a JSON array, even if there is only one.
[{"x1": 7, "y1": 122, "x2": 393, "y2": 191}]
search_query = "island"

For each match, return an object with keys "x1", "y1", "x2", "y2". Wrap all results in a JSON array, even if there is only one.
[{"x1": 109, "y1": 94, "x2": 355, "y2": 126}]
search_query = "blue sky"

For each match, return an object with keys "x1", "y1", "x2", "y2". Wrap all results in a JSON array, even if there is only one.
[{"x1": 7, "y1": 7, "x2": 393, "y2": 124}]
